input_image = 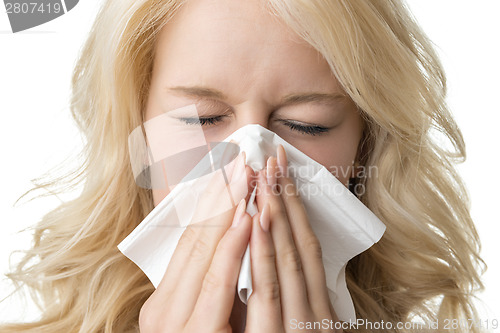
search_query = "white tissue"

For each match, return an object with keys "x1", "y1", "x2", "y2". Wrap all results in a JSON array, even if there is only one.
[{"x1": 118, "y1": 124, "x2": 386, "y2": 322}]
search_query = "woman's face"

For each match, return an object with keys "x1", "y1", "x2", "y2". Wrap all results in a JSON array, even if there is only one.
[{"x1": 145, "y1": 0, "x2": 363, "y2": 205}]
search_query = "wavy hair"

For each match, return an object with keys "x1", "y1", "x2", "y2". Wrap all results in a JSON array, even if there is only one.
[{"x1": 1, "y1": 0, "x2": 484, "y2": 332}]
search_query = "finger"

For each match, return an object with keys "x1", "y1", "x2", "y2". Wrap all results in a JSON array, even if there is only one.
[
  {"x1": 158, "y1": 154, "x2": 242, "y2": 288},
  {"x1": 191, "y1": 151, "x2": 248, "y2": 225},
  {"x1": 246, "y1": 209, "x2": 283, "y2": 333},
  {"x1": 160, "y1": 152, "x2": 249, "y2": 286},
  {"x1": 276, "y1": 145, "x2": 331, "y2": 317},
  {"x1": 189, "y1": 199, "x2": 252, "y2": 331},
  {"x1": 255, "y1": 165, "x2": 309, "y2": 317},
  {"x1": 156, "y1": 153, "x2": 249, "y2": 319}
]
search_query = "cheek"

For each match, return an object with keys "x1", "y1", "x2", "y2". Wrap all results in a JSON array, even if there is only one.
[
  {"x1": 295, "y1": 142, "x2": 357, "y2": 185},
  {"x1": 290, "y1": 117, "x2": 363, "y2": 186}
]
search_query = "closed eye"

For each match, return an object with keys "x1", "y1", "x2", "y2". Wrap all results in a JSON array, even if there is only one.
[
  {"x1": 179, "y1": 115, "x2": 330, "y2": 136},
  {"x1": 179, "y1": 115, "x2": 226, "y2": 126},
  {"x1": 279, "y1": 120, "x2": 330, "y2": 136}
]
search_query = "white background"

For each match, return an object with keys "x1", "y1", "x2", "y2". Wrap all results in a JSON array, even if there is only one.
[{"x1": 1, "y1": 0, "x2": 499, "y2": 328}]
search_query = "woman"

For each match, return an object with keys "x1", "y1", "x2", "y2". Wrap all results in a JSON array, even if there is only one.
[{"x1": 1, "y1": 0, "x2": 484, "y2": 332}]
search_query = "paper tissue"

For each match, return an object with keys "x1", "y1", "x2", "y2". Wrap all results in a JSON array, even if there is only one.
[{"x1": 119, "y1": 121, "x2": 386, "y2": 322}]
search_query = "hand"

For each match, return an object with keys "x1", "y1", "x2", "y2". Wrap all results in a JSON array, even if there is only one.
[
  {"x1": 139, "y1": 152, "x2": 254, "y2": 333},
  {"x1": 245, "y1": 146, "x2": 342, "y2": 333}
]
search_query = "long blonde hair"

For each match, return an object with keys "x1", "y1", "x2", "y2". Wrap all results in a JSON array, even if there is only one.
[{"x1": 1, "y1": 0, "x2": 484, "y2": 332}]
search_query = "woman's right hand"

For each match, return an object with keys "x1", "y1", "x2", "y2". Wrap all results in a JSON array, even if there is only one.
[{"x1": 139, "y1": 153, "x2": 254, "y2": 333}]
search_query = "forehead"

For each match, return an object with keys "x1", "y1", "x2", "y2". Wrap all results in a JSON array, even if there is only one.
[
  {"x1": 159, "y1": 0, "x2": 303, "y2": 46},
  {"x1": 152, "y1": 0, "x2": 340, "y2": 101}
]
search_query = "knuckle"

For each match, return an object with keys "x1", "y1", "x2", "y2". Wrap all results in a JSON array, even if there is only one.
[
  {"x1": 266, "y1": 195, "x2": 287, "y2": 217},
  {"x1": 190, "y1": 236, "x2": 211, "y2": 262},
  {"x1": 282, "y1": 182, "x2": 300, "y2": 197},
  {"x1": 260, "y1": 279, "x2": 281, "y2": 302},
  {"x1": 273, "y1": 201, "x2": 288, "y2": 217},
  {"x1": 261, "y1": 244, "x2": 276, "y2": 260},
  {"x1": 179, "y1": 227, "x2": 213, "y2": 262},
  {"x1": 201, "y1": 269, "x2": 227, "y2": 294},
  {"x1": 303, "y1": 236, "x2": 323, "y2": 260},
  {"x1": 279, "y1": 247, "x2": 302, "y2": 272},
  {"x1": 178, "y1": 226, "x2": 199, "y2": 250}
]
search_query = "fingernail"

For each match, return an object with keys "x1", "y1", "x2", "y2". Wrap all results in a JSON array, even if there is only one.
[
  {"x1": 277, "y1": 145, "x2": 288, "y2": 178},
  {"x1": 260, "y1": 203, "x2": 270, "y2": 231},
  {"x1": 231, "y1": 198, "x2": 247, "y2": 228},
  {"x1": 266, "y1": 156, "x2": 277, "y2": 187}
]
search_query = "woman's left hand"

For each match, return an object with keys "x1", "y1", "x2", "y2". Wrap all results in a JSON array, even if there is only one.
[{"x1": 245, "y1": 146, "x2": 342, "y2": 333}]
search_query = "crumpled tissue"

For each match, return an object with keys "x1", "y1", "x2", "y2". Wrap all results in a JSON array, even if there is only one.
[{"x1": 118, "y1": 124, "x2": 386, "y2": 322}]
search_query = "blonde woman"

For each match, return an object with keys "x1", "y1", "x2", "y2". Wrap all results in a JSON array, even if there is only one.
[{"x1": 1, "y1": 0, "x2": 484, "y2": 332}]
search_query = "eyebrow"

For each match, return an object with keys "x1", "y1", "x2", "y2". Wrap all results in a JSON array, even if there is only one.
[
  {"x1": 280, "y1": 92, "x2": 347, "y2": 107},
  {"x1": 167, "y1": 85, "x2": 347, "y2": 107},
  {"x1": 168, "y1": 86, "x2": 227, "y2": 100}
]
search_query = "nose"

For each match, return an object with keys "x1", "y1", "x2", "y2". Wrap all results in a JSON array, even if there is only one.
[
  {"x1": 232, "y1": 103, "x2": 274, "y2": 170},
  {"x1": 234, "y1": 102, "x2": 272, "y2": 130}
]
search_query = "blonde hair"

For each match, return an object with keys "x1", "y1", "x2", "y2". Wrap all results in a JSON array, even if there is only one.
[{"x1": 1, "y1": 0, "x2": 484, "y2": 332}]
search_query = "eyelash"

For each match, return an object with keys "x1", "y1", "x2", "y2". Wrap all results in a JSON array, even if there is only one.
[
  {"x1": 180, "y1": 116, "x2": 226, "y2": 126},
  {"x1": 283, "y1": 121, "x2": 330, "y2": 136},
  {"x1": 179, "y1": 116, "x2": 329, "y2": 136}
]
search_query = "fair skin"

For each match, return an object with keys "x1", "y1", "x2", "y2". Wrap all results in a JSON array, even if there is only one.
[{"x1": 139, "y1": 0, "x2": 363, "y2": 332}]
